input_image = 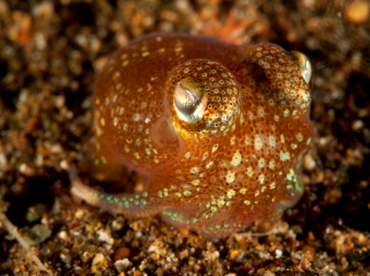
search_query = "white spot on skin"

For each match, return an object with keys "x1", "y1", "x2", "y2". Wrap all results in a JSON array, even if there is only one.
[
  {"x1": 280, "y1": 134, "x2": 285, "y2": 143},
  {"x1": 240, "y1": 188, "x2": 247, "y2": 194},
  {"x1": 257, "y1": 106, "x2": 265, "y2": 117},
  {"x1": 246, "y1": 166, "x2": 253, "y2": 176},
  {"x1": 202, "y1": 152, "x2": 209, "y2": 160},
  {"x1": 268, "y1": 135, "x2": 276, "y2": 147},
  {"x1": 190, "y1": 167, "x2": 199, "y2": 174},
  {"x1": 206, "y1": 161, "x2": 214, "y2": 169},
  {"x1": 269, "y1": 160, "x2": 276, "y2": 169},
  {"x1": 115, "y1": 83, "x2": 122, "y2": 90},
  {"x1": 258, "y1": 158, "x2": 265, "y2": 168},
  {"x1": 226, "y1": 170, "x2": 235, "y2": 183},
  {"x1": 258, "y1": 174, "x2": 265, "y2": 184},
  {"x1": 230, "y1": 136, "x2": 236, "y2": 145},
  {"x1": 286, "y1": 169, "x2": 295, "y2": 181},
  {"x1": 227, "y1": 189, "x2": 236, "y2": 198},
  {"x1": 212, "y1": 144, "x2": 219, "y2": 153},
  {"x1": 280, "y1": 151, "x2": 290, "y2": 161},
  {"x1": 135, "y1": 138, "x2": 141, "y2": 146},
  {"x1": 216, "y1": 197, "x2": 226, "y2": 207},
  {"x1": 254, "y1": 135, "x2": 263, "y2": 151},
  {"x1": 133, "y1": 114, "x2": 141, "y2": 121},
  {"x1": 296, "y1": 133, "x2": 303, "y2": 142},
  {"x1": 230, "y1": 151, "x2": 242, "y2": 166},
  {"x1": 191, "y1": 179, "x2": 200, "y2": 186}
]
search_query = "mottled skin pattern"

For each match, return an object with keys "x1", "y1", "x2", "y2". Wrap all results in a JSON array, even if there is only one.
[{"x1": 71, "y1": 33, "x2": 313, "y2": 239}]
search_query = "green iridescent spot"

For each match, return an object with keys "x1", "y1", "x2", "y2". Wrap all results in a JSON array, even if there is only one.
[
  {"x1": 295, "y1": 182, "x2": 303, "y2": 193},
  {"x1": 101, "y1": 156, "x2": 107, "y2": 164}
]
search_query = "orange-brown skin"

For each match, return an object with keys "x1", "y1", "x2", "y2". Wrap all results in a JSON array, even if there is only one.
[{"x1": 71, "y1": 33, "x2": 313, "y2": 239}]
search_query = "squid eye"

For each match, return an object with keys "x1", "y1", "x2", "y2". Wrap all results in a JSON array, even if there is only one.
[
  {"x1": 174, "y1": 76, "x2": 207, "y2": 123},
  {"x1": 292, "y1": 51, "x2": 312, "y2": 84}
]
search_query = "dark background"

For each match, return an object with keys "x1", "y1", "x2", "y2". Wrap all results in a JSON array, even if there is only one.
[{"x1": 0, "y1": 0, "x2": 369, "y2": 275}]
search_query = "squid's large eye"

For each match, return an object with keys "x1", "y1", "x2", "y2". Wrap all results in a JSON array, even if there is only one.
[
  {"x1": 292, "y1": 51, "x2": 312, "y2": 84},
  {"x1": 174, "y1": 76, "x2": 207, "y2": 123}
]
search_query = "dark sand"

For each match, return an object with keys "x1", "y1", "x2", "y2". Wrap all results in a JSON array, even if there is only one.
[{"x1": 0, "y1": 0, "x2": 369, "y2": 275}]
